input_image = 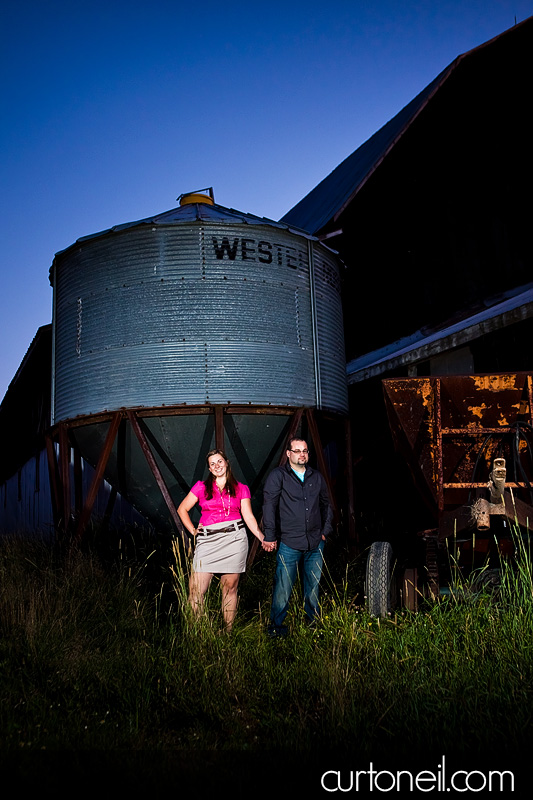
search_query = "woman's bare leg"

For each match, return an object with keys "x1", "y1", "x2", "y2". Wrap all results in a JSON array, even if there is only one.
[
  {"x1": 188, "y1": 571, "x2": 213, "y2": 617},
  {"x1": 220, "y1": 573, "x2": 240, "y2": 630}
]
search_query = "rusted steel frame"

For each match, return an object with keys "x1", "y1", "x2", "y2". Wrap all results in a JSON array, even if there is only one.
[
  {"x1": 250, "y1": 416, "x2": 293, "y2": 496},
  {"x1": 54, "y1": 405, "x2": 299, "y2": 433},
  {"x1": 44, "y1": 432, "x2": 61, "y2": 531},
  {"x1": 472, "y1": 495, "x2": 510, "y2": 531},
  {"x1": 248, "y1": 408, "x2": 303, "y2": 569},
  {"x1": 444, "y1": 482, "x2": 531, "y2": 488},
  {"x1": 126, "y1": 410, "x2": 188, "y2": 551},
  {"x1": 140, "y1": 405, "x2": 298, "y2": 418},
  {"x1": 503, "y1": 491, "x2": 533, "y2": 530},
  {"x1": 54, "y1": 411, "x2": 119, "y2": 431},
  {"x1": 435, "y1": 379, "x2": 444, "y2": 514},
  {"x1": 136, "y1": 419, "x2": 191, "y2": 496},
  {"x1": 442, "y1": 428, "x2": 516, "y2": 435},
  {"x1": 224, "y1": 406, "x2": 295, "y2": 416},
  {"x1": 278, "y1": 408, "x2": 304, "y2": 465},
  {"x1": 248, "y1": 406, "x2": 304, "y2": 569},
  {"x1": 438, "y1": 506, "x2": 474, "y2": 540},
  {"x1": 439, "y1": 491, "x2": 533, "y2": 541},
  {"x1": 73, "y1": 412, "x2": 122, "y2": 544},
  {"x1": 137, "y1": 406, "x2": 212, "y2": 418},
  {"x1": 116, "y1": 416, "x2": 127, "y2": 495},
  {"x1": 528, "y1": 376, "x2": 533, "y2": 427},
  {"x1": 214, "y1": 406, "x2": 225, "y2": 450},
  {"x1": 73, "y1": 444, "x2": 83, "y2": 519},
  {"x1": 306, "y1": 407, "x2": 338, "y2": 519},
  {"x1": 246, "y1": 408, "x2": 307, "y2": 569},
  {"x1": 52, "y1": 406, "x2": 211, "y2": 432}
]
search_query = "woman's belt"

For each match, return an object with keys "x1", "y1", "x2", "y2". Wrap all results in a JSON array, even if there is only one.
[{"x1": 198, "y1": 520, "x2": 245, "y2": 536}]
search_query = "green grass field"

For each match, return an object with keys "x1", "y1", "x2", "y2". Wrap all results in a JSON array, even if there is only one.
[{"x1": 1, "y1": 528, "x2": 532, "y2": 790}]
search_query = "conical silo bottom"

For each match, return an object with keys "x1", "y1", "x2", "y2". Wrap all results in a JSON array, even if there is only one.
[{"x1": 68, "y1": 408, "x2": 296, "y2": 533}]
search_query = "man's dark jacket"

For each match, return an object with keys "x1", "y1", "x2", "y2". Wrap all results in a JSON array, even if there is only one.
[{"x1": 262, "y1": 462, "x2": 333, "y2": 550}]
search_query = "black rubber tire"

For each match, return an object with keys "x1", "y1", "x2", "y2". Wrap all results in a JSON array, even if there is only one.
[{"x1": 365, "y1": 541, "x2": 393, "y2": 617}]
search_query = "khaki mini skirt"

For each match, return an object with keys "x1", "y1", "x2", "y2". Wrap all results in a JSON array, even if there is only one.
[{"x1": 193, "y1": 519, "x2": 249, "y2": 574}]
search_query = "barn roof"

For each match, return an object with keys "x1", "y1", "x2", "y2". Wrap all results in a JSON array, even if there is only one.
[
  {"x1": 346, "y1": 283, "x2": 533, "y2": 383},
  {"x1": 280, "y1": 17, "x2": 532, "y2": 235}
]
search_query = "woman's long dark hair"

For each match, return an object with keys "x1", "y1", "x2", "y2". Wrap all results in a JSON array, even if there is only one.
[{"x1": 204, "y1": 449, "x2": 238, "y2": 499}]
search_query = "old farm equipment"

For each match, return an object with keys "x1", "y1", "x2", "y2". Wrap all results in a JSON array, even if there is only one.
[{"x1": 365, "y1": 373, "x2": 533, "y2": 615}]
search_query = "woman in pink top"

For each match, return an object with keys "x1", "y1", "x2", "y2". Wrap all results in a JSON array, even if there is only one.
[{"x1": 177, "y1": 448, "x2": 264, "y2": 630}]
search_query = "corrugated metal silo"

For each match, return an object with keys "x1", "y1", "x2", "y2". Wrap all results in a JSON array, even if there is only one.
[
  {"x1": 48, "y1": 191, "x2": 350, "y2": 539},
  {"x1": 51, "y1": 196, "x2": 347, "y2": 419}
]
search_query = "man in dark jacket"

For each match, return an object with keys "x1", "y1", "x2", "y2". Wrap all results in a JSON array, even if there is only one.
[{"x1": 262, "y1": 437, "x2": 333, "y2": 637}]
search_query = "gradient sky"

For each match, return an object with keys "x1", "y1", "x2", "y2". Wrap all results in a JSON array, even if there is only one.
[{"x1": 2, "y1": 0, "x2": 532, "y2": 401}]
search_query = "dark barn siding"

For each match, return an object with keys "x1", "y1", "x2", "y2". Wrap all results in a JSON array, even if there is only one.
[
  {"x1": 282, "y1": 18, "x2": 533, "y2": 368},
  {"x1": 336, "y1": 20, "x2": 533, "y2": 362}
]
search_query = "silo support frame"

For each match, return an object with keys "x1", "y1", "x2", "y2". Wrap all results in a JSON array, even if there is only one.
[
  {"x1": 44, "y1": 424, "x2": 83, "y2": 538},
  {"x1": 72, "y1": 412, "x2": 122, "y2": 544},
  {"x1": 306, "y1": 407, "x2": 337, "y2": 520},
  {"x1": 126, "y1": 410, "x2": 189, "y2": 552},
  {"x1": 45, "y1": 404, "x2": 354, "y2": 550},
  {"x1": 247, "y1": 407, "x2": 306, "y2": 568},
  {"x1": 45, "y1": 413, "x2": 123, "y2": 543},
  {"x1": 46, "y1": 411, "x2": 190, "y2": 549},
  {"x1": 277, "y1": 408, "x2": 305, "y2": 466},
  {"x1": 283, "y1": 406, "x2": 357, "y2": 553}
]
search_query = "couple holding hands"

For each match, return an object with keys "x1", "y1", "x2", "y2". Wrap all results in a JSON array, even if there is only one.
[{"x1": 177, "y1": 438, "x2": 332, "y2": 636}]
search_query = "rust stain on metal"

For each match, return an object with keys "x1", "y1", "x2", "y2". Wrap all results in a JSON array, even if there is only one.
[
  {"x1": 472, "y1": 375, "x2": 519, "y2": 391},
  {"x1": 420, "y1": 378, "x2": 434, "y2": 410},
  {"x1": 468, "y1": 402, "x2": 488, "y2": 420},
  {"x1": 420, "y1": 380, "x2": 440, "y2": 502},
  {"x1": 518, "y1": 397, "x2": 530, "y2": 415}
]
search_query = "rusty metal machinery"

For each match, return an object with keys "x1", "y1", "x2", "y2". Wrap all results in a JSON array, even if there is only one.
[{"x1": 365, "y1": 373, "x2": 533, "y2": 615}]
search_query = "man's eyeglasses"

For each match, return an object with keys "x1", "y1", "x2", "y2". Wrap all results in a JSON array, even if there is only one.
[{"x1": 290, "y1": 449, "x2": 309, "y2": 454}]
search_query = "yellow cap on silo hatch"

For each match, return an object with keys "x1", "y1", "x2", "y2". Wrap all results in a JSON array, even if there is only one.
[{"x1": 178, "y1": 188, "x2": 215, "y2": 206}]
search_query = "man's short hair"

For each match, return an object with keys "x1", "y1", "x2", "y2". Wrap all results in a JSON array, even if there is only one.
[{"x1": 287, "y1": 436, "x2": 308, "y2": 451}]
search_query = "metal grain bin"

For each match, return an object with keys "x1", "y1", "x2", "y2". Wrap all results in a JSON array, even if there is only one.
[
  {"x1": 50, "y1": 196, "x2": 347, "y2": 421},
  {"x1": 47, "y1": 193, "x2": 350, "y2": 537}
]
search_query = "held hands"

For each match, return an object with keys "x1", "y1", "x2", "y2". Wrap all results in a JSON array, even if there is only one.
[{"x1": 262, "y1": 540, "x2": 277, "y2": 552}]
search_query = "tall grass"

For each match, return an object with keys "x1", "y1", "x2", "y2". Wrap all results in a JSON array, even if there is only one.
[{"x1": 2, "y1": 527, "x2": 533, "y2": 782}]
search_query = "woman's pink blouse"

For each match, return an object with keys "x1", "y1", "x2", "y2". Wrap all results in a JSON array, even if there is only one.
[{"x1": 190, "y1": 481, "x2": 251, "y2": 526}]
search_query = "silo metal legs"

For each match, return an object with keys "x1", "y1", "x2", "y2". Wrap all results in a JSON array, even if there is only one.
[
  {"x1": 126, "y1": 410, "x2": 189, "y2": 552},
  {"x1": 46, "y1": 410, "x2": 190, "y2": 549},
  {"x1": 72, "y1": 412, "x2": 122, "y2": 543},
  {"x1": 44, "y1": 404, "x2": 354, "y2": 556}
]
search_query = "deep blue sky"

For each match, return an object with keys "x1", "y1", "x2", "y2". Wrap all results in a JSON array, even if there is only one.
[{"x1": 2, "y1": 0, "x2": 532, "y2": 401}]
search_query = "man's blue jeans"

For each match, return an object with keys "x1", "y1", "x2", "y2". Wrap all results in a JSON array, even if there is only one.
[{"x1": 269, "y1": 540, "x2": 325, "y2": 633}]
